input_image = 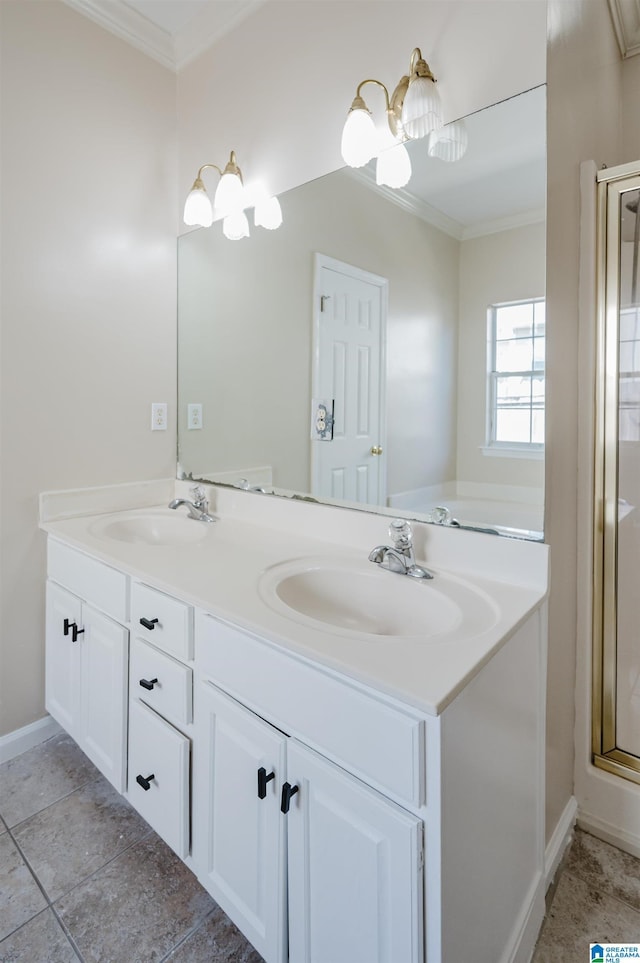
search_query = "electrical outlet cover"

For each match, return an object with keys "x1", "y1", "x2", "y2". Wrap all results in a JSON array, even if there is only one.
[
  {"x1": 151, "y1": 403, "x2": 167, "y2": 430},
  {"x1": 187, "y1": 403, "x2": 203, "y2": 430}
]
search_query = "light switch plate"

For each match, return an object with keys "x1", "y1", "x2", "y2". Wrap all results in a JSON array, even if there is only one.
[{"x1": 151, "y1": 403, "x2": 167, "y2": 430}]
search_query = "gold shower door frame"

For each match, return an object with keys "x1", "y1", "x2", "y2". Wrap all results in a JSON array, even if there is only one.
[{"x1": 594, "y1": 162, "x2": 640, "y2": 783}]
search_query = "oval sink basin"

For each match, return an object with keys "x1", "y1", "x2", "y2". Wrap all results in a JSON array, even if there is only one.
[
  {"x1": 88, "y1": 511, "x2": 211, "y2": 546},
  {"x1": 258, "y1": 557, "x2": 499, "y2": 642}
]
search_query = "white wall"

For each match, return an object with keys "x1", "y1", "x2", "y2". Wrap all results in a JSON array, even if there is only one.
[
  {"x1": 457, "y1": 221, "x2": 546, "y2": 494},
  {"x1": 0, "y1": 1, "x2": 177, "y2": 737},
  {"x1": 178, "y1": 171, "x2": 459, "y2": 497},
  {"x1": 547, "y1": 0, "x2": 622, "y2": 844}
]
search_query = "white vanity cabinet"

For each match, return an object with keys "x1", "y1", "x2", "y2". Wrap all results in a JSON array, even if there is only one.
[
  {"x1": 45, "y1": 540, "x2": 129, "y2": 792},
  {"x1": 194, "y1": 614, "x2": 424, "y2": 963},
  {"x1": 42, "y1": 522, "x2": 547, "y2": 963}
]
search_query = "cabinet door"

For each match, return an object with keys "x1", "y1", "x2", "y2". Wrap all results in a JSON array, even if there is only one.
[
  {"x1": 45, "y1": 581, "x2": 82, "y2": 737},
  {"x1": 80, "y1": 605, "x2": 128, "y2": 792},
  {"x1": 128, "y1": 700, "x2": 190, "y2": 858},
  {"x1": 286, "y1": 740, "x2": 424, "y2": 963},
  {"x1": 194, "y1": 681, "x2": 287, "y2": 963}
]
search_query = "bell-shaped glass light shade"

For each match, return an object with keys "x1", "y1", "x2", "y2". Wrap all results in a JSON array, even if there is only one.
[
  {"x1": 214, "y1": 171, "x2": 245, "y2": 215},
  {"x1": 375, "y1": 131, "x2": 412, "y2": 189},
  {"x1": 401, "y1": 75, "x2": 443, "y2": 141},
  {"x1": 341, "y1": 107, "x2": 378, "y2": 168},
  {"x1": 254, "y1": 195, "x2": 283, "y2": 230},
  {"x1": 223, "y1": 210, "x2": 250, "y2": 240},
  {"x1": 183, "y1": 184, "x2": 213, "y2": 227},
  {"x1": 428, "y1": 120, "x2": 468, "y2": 163}
]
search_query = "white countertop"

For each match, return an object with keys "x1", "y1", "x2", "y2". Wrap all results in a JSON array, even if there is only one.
[{"x1": 40, "y1": 491, "x2": 548, "y2": 717}]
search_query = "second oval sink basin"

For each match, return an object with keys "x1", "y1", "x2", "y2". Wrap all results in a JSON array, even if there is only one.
[
  {"x1": 88, "y1": 510, "x2": 211, "y2": 546},
  {"x1": 258, "y1": 556, "x2": 499, "y2": 642}
]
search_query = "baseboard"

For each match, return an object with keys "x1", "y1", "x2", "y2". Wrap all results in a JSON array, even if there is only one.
[
  {"x1": 503, "y1": 871, "x2": 545, "y2": 963},
  {"x1": 545, "y1": 795, "x2": 578, "y2": 889},
  {"x1": 0, "y1": 715, "x2": 62, "y2": 764},
  {"x1": 577, "y1": 809, "x2": 640, "y2": 859}
]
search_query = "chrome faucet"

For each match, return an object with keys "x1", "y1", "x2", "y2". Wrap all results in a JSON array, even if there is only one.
[
  {"x1": 168, "y1": 485, "x2": 217, "y2": 522},
  {"x1": 368, "y1": 519, "x2": 433, "y2": 579},
  {"x1": 234, "y1": 478, "x2": 266, "y2": 493}
]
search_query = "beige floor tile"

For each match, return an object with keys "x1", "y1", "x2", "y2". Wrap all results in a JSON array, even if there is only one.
[
  {"x1": 0, "y1": 835, "x2": 47, "y2": 942},
  {"x1": 13, "y1": 775, "x2": 151, "y2": 902},
  {"x1": 568, "y1": 827, "x2": 640, "y2": 912},
  {"x1": 533, "y1": 871, "x2": 640, "y2": 962},
  {"x1": 164, "y1": 906, "x2": 265, "y2": 962},
  {"x1": 0, "y1": 908, "x2": 78, "y2": 963},
  {"x1": 55, "y1": 833, "x2": 215, "y2": 962},
  {"x1": 0, "y1": 735, "x2": 97, "y2": 829}
]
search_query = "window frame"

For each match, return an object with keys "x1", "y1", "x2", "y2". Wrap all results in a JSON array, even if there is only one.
[{"x1": 486, "y1": 297, "x2": 546, "y2": 453}]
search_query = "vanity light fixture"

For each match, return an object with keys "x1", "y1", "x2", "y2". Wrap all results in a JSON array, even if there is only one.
[
  {"x1": 183, "y1": 150, "x2": 282, "y2": 238},
  {"x1": 341, "y1": 47, "x2": 466, "y2": 188}
]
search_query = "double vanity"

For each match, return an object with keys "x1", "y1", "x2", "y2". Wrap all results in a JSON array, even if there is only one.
[{"x1": 40, "y1": 480, "x2": 548, "y2": 963}]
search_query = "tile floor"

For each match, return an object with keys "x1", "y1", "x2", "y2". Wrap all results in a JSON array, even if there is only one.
[
  {"x1": 2, "y1": 733, "x2": 640, "y2": 962},
  {"x1": 0, "y1": 733, "x2": 263, "y2": 962}
]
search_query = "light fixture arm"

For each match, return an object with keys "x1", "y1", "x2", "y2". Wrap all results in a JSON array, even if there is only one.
[
  {"x1": 353, "y1": 78, "x2": 391, "y2": 112},
  {"x1": 408, "y1": 47, "x2": 436, "y2": 83},
  {"x1": 191, "y1": 150, "x2": 244, "y2": 191}
]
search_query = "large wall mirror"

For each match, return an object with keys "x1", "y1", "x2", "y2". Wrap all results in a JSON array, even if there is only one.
[{"x1": 177, "y1": 85, "x2": 546, "y2": 539}]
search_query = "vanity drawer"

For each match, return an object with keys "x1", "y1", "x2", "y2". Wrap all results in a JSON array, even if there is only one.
[
  {"x1": 48, "y1": 538, "x2": 128, "y2": 622},
  {"x1": 130, "y1": 638, "x2": 193, "y2": 727},
  {"x1": 131, "y1": 581, "x2": 193, "y2": 661},
  {"x1": 196, "y1": 614, "x2": 424, "y2": 807},
  {"x1": 128, "y1": 700, "x2": 190, "y2": 859}
]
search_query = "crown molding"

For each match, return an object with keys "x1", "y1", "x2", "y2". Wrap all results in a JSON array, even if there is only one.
[
  {"x1": 608, "y1": 0, "x2": 640, "y2": 58},
  {"x1": 461, "y1": 206, "x2": 546, "y2": 241},
  {"x1": 174, "y1": 1, "x2": 267, "y2": 71},
  {"x1": 346, "y1": 168, "x2": 465, "y2": 240},
  {"x1": 61, "y1": 0, "x2": 267, "y2": 72},
  {"x1": 62, "y1": 0, "x2": 175, "y2": 69},
  {"x1": 347, "y1": 168, "x2": 545, "y2": 242}
]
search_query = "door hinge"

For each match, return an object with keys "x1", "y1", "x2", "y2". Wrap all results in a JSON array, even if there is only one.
[{"x1": 418, "y1": 824, "x2": 425, "y2": 870}]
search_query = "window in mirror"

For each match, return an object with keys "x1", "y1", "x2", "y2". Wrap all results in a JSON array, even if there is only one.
[{"x1": 487, "y1": 299, "x2": 545, "y2": 450}]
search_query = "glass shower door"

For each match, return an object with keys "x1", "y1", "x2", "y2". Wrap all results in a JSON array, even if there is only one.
[{"x1": 594, "y1": 167, "x2": 640, "y2": 781}]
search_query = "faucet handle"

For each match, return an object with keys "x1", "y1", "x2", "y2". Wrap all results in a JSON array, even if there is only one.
[
  {"x1": 190, "y1": 485, "x2": 207, "y2": 509},
  {"x1": 389, "y1": 518, "x2": 412, "y2": 550}
]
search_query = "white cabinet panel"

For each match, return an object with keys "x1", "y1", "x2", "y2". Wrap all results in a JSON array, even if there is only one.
[
  {"x1": 197, "y1": 613, "x2": 424, "y2": 806},
  {"x1": 131, "y1": 581, "x2": 193, "y2": 661},
  {"x1": 128, "y1": 700, "x2": 190, "y2": 859},
  {"x1": 45, "y1": 581, "x2": 82, "y2": 737},
  {"x1": 80, "y1": 608, "x2": 128, "y2": 791},
  {"x1": 48, "y1": 538, "x2": 128, "y2": 622},
  {"x1": 45, "y1": 580, "x2": 128, "y2": 792},
  {"x1": 195, "y1": 681, "x2": 287, "y2": 963},
  {"x1": 130, "y1": 637, "x2": 193, "y2": 727},
  {"x1": 286, "y1": 740, "x2": 423, "y2": 963}
]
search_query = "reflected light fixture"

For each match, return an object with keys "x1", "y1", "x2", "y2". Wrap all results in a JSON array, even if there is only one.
[
  {"x1": 183, "y1": 150, "x2": 282, "y2": 239},
  {"x1": 428, "y1": 119, "x2": 468, "y2": 163},
  {"x1": 341, "y1": 47, "x2": 465, "y2": 189}
]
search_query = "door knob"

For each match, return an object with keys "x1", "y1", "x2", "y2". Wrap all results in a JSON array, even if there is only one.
[
  {"x1": 370, "y1": 445, "x2": 383, "y2": 456},
  {"x1": 139, "y1": 617, "x2": 159, "y2": 631},
  {"x1": 136, "y1": 773, "x2": 155, "y2": 791}
]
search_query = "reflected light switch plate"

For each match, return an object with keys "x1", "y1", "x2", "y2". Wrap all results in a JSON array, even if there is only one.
[{"x1": 187, "y1": 403, "x2": 203, "y2": 430}]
